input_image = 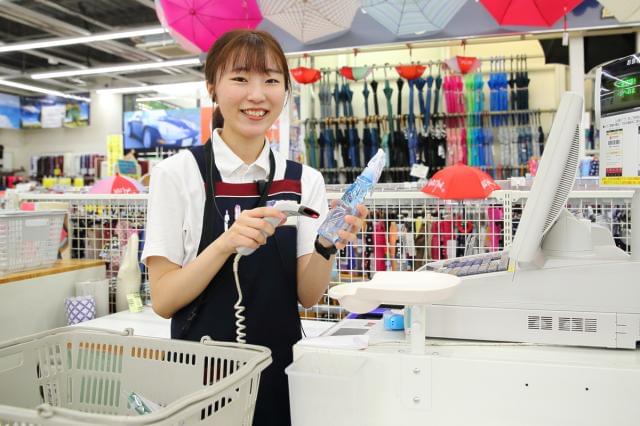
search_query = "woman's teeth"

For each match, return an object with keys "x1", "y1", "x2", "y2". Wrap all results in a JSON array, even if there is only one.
[{"x1": 243, "y1": 109, "x2": 266, "y2": 117}]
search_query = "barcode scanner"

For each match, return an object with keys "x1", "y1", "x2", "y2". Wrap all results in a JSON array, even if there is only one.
[
  {"x1": 232, "y1": 201, "x2": 319, "y2": 342},
  {"x1": 236, "y1": 201, "x2": 319, "y2": 256}
]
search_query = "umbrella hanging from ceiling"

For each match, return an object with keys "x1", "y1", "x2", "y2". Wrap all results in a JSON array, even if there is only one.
[
  {"x1": 362, "y1": 0, "x2": 468, "y2": 36},
  {"x1": 479, "y1": 0, "x2": 581, "y2": 27},
  {"x1": 155, "y1": 0, "x2": 262, "y2": 53},
  {"x1": 257, "y1": 0, "x2": 361, "y2": 44},
  {"x1": 595, "y1": 0, "x2": 640, "y2": 23}
]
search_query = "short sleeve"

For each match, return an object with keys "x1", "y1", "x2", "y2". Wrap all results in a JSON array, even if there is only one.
[
  {"x1": 297, "y1": 166, "x2": 329, "y2": 257},
  {"x1": 141, "y1": 165, "x2": 186, "y2": 266}
]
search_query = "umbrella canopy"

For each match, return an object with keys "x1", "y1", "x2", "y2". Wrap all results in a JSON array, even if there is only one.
[
  {"x1": 445, "y1": 56, "x2": 481, "y2": 74},
  {"x1": 362, "y1": 0, "x2": 467, "y2": 36},
  {"x1": 89, "y1": 174, "x2": 144, "y2": 195},
  {"x1": 155, "y1": 0, "x2": 262, "y2": 53},
  {"x1": 340, "y1": 66, "x2": 373, "y2": 81},
  {"x1": 395, "y1": 64, "x2": 426, "y2": 80},
  {"x1": 479, "y1": 0, "x2": 581, "y2": 27},
  {"x1": 291, "y1": 66, "x2": 321, "y2": 84},
  {"x1": 421, "y1": 164, "x2": 501, "y2": 200},
  {"x1": 597, "y1": 0, "x2": 640, "y2": 22},
  {"x1": 257, "y1": 0, "x2": 360, "y2": 44}
]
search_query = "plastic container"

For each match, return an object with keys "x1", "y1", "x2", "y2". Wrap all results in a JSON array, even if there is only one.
[
  {"x1": 286, "y1": 352, "x2": 367, "y2": 426},
  {"x1": 0, "y1": 210, "x2": 66, "y2": 275},
  {"x1": 0, "y1": 327, "x2": 271, "y2": 425},
  {"x1": 318, "y1": 149, "x2": 386, "y2": 244}
]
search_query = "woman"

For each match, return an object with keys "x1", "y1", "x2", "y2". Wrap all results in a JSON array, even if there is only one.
[{"x1": 142, "y1": 30, "x2": 367, "y2": 426}]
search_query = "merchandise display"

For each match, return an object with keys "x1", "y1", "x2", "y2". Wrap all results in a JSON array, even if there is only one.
[{"x1": 0, "y1": 1, "x2": 638, "y2": 425}]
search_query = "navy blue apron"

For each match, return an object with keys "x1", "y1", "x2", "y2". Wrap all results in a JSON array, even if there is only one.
[{"x1": 171, "y1": 141, "x2": 302, "y2": 426}]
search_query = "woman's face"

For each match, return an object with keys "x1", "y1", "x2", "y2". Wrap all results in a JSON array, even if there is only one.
[{"x1": 211, "y1": 57, "x2": 286, "y2": 142}]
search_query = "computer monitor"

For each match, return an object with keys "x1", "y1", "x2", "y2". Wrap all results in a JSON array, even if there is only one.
[{"x1": 508, "y1": 92, "x2": 584, "y2": 268}]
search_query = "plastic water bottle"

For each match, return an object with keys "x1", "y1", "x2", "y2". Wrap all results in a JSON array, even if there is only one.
[{"x1": 318, "y1": 149, "x2": 386, "y2": 244}]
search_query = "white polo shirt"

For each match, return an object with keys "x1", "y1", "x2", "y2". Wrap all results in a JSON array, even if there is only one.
[{"x1": 141, "y1": 129, "x2": 328, "y2": 267}]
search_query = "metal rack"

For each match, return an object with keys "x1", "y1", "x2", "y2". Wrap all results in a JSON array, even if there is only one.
[{"x1": 18, "y1": 188, "x2": 634, "y2": 321}]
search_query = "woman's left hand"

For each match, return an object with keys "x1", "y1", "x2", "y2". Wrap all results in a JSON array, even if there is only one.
[{"x1": 332, "y1": 203, "x2": 369, "y2": 251}]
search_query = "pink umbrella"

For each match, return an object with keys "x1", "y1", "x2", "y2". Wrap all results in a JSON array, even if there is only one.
[
  {"x1": 89, "y1": 174, "x2": 144, "y2": 195},
  {"x1": 155, "y1": 0, "x2": 263, "y2": 53}
]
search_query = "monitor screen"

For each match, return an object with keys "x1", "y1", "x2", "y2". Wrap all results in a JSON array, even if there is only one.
[{"x1": 509, "y1": 92, "x2": 584, "y2": 268}]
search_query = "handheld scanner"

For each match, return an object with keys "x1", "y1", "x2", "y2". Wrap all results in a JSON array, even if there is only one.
[{"x1": 237, "y1": 201, "x2": 319, "y2": 256}]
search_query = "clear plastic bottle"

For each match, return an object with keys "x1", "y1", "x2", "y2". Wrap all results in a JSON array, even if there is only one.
[{"x1": 318, "y1": 149, "x2": 386, "y2": 244}]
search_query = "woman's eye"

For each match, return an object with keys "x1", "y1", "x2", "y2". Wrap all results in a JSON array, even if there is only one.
[
  {"x1": 266, "y1": 79, "x2": 280, "y2": 84},
  {"x1": 232, "y1": 77, "x2": 247, "y2": 82}
]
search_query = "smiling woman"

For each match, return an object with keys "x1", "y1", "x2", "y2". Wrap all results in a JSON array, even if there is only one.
[
  {"x1": 204, "y1": 30, "x2": 292, "y2": 154},
  {"x1": 142, "y1": 29, "x2": 367, "y2": 426}
]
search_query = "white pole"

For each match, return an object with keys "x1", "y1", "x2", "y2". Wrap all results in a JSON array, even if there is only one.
[
  {"x1": 569, "y1": 36, "x2": 586, "y2": 159},
  {"x1": 632, "y1": 190, "x2": 640, "y2": 261}
]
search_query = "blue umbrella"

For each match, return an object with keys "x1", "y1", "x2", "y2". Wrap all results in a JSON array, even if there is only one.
[
  {"x1": 362, "y1": 80, "x2": 373, "y2": 164},
  {"x1": 406, "y1": 78, "x2": 418, "y2": 167},
  {"x1": 362, "y1": 0, "x2": 467, "y2": 37}
]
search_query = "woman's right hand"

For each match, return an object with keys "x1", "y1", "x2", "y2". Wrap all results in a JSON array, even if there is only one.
[{"x1": 217, "y1": 207, "x2": 286, "y2": 256}]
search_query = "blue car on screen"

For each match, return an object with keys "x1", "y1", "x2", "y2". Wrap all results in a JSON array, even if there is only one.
[{"x1": 127, "y1": 110, "x2": 198, "y2": 148}]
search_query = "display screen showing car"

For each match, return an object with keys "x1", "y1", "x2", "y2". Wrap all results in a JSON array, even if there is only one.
[{"x1": 124, "y1": 108, "x2": 200, "y2": 150}]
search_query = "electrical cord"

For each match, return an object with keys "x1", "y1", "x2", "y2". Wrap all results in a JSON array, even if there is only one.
[{"x1": 232, "y1": 253, "x2": 246, "y2": 343}]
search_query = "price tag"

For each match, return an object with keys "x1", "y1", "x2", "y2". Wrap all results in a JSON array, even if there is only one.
[
  {"x1": 127, "y1": 293, "x2": 144, "y2": 313},
  {"x1": 410, "y1": 163, "x2": 429, "y2": 179}
]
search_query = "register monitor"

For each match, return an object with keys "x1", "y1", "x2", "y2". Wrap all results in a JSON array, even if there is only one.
[{"x1": 422, "y1": 91, "x2": 640, "y2": 349}]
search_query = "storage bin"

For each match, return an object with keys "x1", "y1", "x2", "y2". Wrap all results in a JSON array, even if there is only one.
[
  {"x1": 0, "y1": 327, "x2": 271, "y2": 425},
  {"x1": 0, "y1": 210, "x2": 66, "y2": 275},
  {"x1": 286, "y1": 352, "x2": 367, "y2": 426}
]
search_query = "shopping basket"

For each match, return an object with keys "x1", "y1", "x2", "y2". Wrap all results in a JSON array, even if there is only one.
[
  {"x1": 0, "y1": 210, "x2": 66, "y2": 275},
  {"x1": 0, "y1": 327, "x2": 272, "y2": 425}
]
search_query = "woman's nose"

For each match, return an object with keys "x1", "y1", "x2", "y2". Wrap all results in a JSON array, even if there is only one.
[{"x1": 246, "y1": 81, "x2": 266, "y2": 102}]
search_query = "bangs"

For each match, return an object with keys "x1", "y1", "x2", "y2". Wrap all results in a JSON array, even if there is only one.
[{"x1": 219, "y1": 37, "x2": 284, "y2": 78}]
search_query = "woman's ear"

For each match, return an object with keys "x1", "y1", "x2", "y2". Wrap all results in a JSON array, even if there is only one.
[{"x1": 206, "y1": 82, "x2": 215, "y2": 101}]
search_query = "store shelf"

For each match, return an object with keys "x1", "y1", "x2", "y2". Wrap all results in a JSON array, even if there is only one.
[{"x1": 0, "y1": 259, "x2": 105, "y2": 285}]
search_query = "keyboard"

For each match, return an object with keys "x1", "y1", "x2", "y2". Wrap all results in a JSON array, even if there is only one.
[{"x1": 424, "y1": 250, "x2": 511, "y2": 277}]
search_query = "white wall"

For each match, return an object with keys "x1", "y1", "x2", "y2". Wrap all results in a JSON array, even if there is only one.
[{"x1": 0, "y1": 92, "x2": 122, "y2": 172}]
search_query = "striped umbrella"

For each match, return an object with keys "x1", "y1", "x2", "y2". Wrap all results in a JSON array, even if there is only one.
[
  {"x1": 362, "y1": 0, "x2": 468, "y2": 36},
  {"x1": 258, "y1": 0, "x2": 360, "y2": 44}
]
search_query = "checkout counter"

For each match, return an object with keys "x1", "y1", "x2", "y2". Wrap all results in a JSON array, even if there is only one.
[
  {"x1": 0, "y1": 259, "x2": 105, "y2": 342},
  {"x1": 288, "y1": 314, "x2": 640, "y2": 426}
]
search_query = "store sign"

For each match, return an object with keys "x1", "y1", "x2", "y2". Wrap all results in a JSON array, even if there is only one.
[{"x1": 597, "y1": 55, "x2": 640, "y2": 187}]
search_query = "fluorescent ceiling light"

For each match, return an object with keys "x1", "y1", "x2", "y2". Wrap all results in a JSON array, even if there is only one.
[
  {"x1": 0, "y1": 26, "x2": 167, "y2": 54},
  {"x1": 96, "y1": 80, "x2": 204, "y2": 95},
  {"x1": 32, "y1": 57, "x2": 201, "y2": 80},
  {"x1": 136, "y1": 96, "x2": 178, "y2": 102},
  {"x1": 0, "y1": 80, "x2": 90, "y2": 102}
]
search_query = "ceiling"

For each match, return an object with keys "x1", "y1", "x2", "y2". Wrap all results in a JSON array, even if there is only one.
[
  {"x1": 0, "y1": 0, "x2": 199, "y2": 96},
  {"x1": 0, "y1": 0, "x2": 638, "y2": 98}
]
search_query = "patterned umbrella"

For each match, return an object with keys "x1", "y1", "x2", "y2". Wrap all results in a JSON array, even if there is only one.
[
  {"x1": 155, "y1": 0, "x2": 262, "y2": 53},
  {"x1": 258, "y1": 0, "x2": 360, "y2": 44},
  {"x1": 362, "y1": 0, "x2": 468, "y2": 36}
]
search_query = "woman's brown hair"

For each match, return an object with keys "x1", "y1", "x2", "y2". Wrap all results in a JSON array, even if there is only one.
[{"x1": 204, "y1": 30, "x2": 291, "y2": 129}]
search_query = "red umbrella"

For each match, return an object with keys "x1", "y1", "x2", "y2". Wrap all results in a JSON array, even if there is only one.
[
  {"x1": 155, "y1": 0, "x2": 262, "y2": 53},
  {"x1": 89, "y1": 174, "x2": 144, "y2": 195},
  {"x1": 479, "y1": 0, "x2": 581, "y2": 27},
  {"x1": 421, "y1": 164, "x2": 501, "y2": 200},
  {"x1": 395, "y1": 64, "x2": 426, "y2": 80},
  {"x1": 291, "y1": 67, "x2": 321, "y2": 84}
]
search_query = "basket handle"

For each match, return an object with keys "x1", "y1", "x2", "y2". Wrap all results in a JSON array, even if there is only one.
[{"x1": 0, "y1": 326, "x2": 134, "y2": 351}]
